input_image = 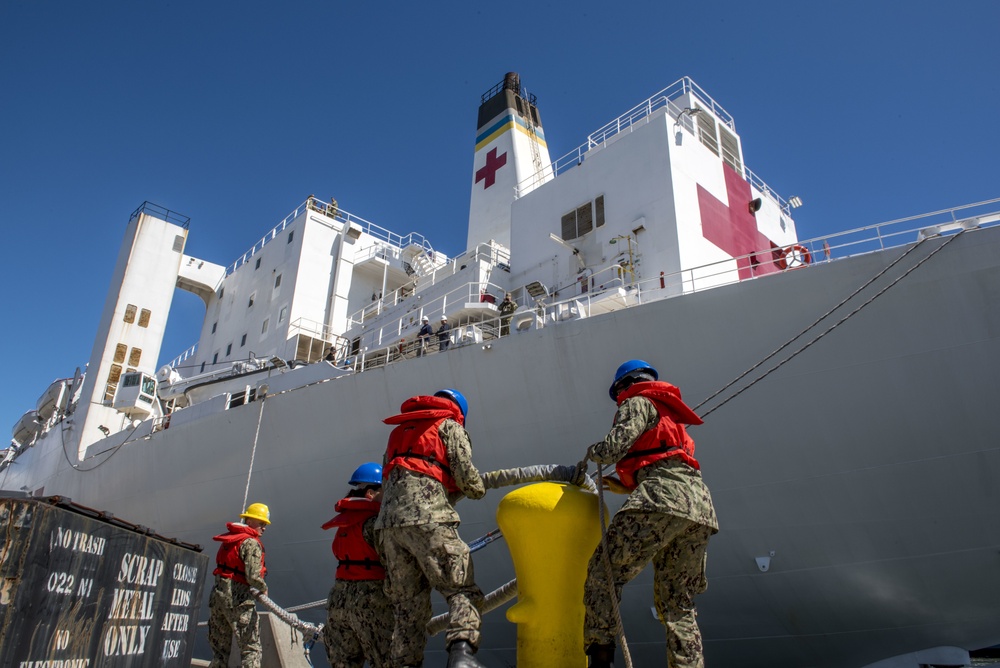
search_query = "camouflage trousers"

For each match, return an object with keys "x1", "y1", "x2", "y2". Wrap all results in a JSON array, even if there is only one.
[
  {"x1": 208, "y1": 577, "x2": 261, "y2": 668},
  {"x1": 378, "y1": 523, "x2": 484, "y2": 666},
  {"x1": 324, "y1": 578, "x2": 394, "y2": 668},
  {"x1": 584, "y1": 510, "x2": 713, "y2": 668}
]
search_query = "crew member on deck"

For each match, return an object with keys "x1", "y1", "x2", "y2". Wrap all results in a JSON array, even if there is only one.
[
  {"x1": 437, "y1": 315, "x2": 452, "y2": 352},
  {"x1": 209, "y1": 502, "x2": 271, "y2": 668},
  {"x1": 375, "y1": 389, "x2": 488, "y2": 668},
  {"x1": 322, "y1": 462, "x2": 393, "y2": 668},
  {"x1": 581, "y1": 361, "x2": 718, "y2": 668}
]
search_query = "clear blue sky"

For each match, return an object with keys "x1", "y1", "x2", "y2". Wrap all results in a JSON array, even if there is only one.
[{"x1": 2, "y1": 1, "x2": 998, "y2": 436}]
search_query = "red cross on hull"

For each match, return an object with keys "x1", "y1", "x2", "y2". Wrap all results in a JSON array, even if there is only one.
[{"x1": 698, "y1": 164, "x2": 782, "y2": 279}]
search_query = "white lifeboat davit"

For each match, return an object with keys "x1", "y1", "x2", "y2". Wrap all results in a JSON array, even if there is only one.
[{"x1": 12, "y1": 410, "x2": 42, "y2": 447}]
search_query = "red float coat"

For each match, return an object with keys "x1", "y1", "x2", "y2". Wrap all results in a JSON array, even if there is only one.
[
  {"x1": 614, "y1": 381, "x2": 703, "y2": 491},
  {"x1": 322, "y1": 496, "x2": 385, "y2": 581},
  {"x1": 382, "y1": 396, "x2": 464, "y2": 494},
  {"x1": 212, "y1": 522, "x2": 266, "y2": 585}
]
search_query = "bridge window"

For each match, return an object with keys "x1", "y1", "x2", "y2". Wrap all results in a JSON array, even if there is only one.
[{"x1": 123, "y1": 304, "x2": 136, "y2": 324}]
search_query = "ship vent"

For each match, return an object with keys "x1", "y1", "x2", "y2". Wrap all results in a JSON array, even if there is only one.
[
  {"x1": 696, "y1": 107, "x2": 719, "y2": 156},
  {"x1": 172, "y1": 235, "x2": 185, "y2": 253},
  {"x1": 560, "y1": 195, "x2": 606, "y2": 241},
  {"x1": 719, "y1": 126, "x2": 742, "y2": 174}
]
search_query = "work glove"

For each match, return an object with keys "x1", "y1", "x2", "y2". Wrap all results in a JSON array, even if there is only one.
[
  {"x1": 600, "y1": 475, "x2": 630, "y2": 495},
  {"x1": 570, "y1": 459, "x2": 589, "y2": 486},
  {"x1": 585, "y1": 442, "x2": 604, "y2": 463}
]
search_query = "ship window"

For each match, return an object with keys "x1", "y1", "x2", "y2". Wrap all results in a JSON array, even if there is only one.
[
  {"x1": 213, "y1": 352, "x2": 218, "y2": 364},
  {"x1": 212, "y1": 321, "x2": 217, "y2": 334},
  {"x1": 287, "y1": 230, "x2": 294, "y2": 244},
  {"x1": 128, "y1": 347, "x2": 142, "y2": 366},
  {"x1": 255, "y1": 258, "x2": 261, "y2": 270},
  {"x1": 696, "y1": 106, "x2": 719, "y2": 156},
  {"x1": 226, "y1": 343, "x2": 232, "y2": 356},
  {"x1": 200, "y1": 362, "x2": 206, "y2": 373},
  {"x1": 122, "y1": 373, "x2": 140, "y2": 388},
  {"x1": 719, "y1": 126, "x2": 741, "y2": 174},
  {"x1": 138, "y1": 309, "x2": 151, "y2": 328},
  {"x1": 108, "y1": 364, "x2": 122, "y2": 384},
  {"x1": 141, "y1": 376, "x2": 155, "y2": 396},
  {"x1": 262, "y1": 318, "x2": 269, "y2": 335},
  {"x1": 274, "y1": 274, "x2": 282, "y2": 289},
  {"x1": 241, "y1": 333, "x2": 247, "y2": 347},
  {"x1": 124, "y1": 304, "x2": 137, "y2": 324},
  {"x1": 114, "y1": 343, "x2": 127, "y2": 364},
  {"x1": 278, "y1": 306, "x2": 287, "y2": 324},
  {"x1": 227, "y1": 388, "x2": 257, "y2": 409},
  {"x1": 218, "y1": 287, "x2": 225, "y2": 299},
  {"x1": 248, "y1": 292, "x2": 256, "y2": 308}
]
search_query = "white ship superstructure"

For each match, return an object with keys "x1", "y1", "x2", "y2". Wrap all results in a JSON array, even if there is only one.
[{"x1": 4, "y1": 73, "x2": 1000, "y2": 668}]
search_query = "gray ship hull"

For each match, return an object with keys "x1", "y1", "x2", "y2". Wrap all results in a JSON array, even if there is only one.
[{"x1": 4, "y1": 226, "x2": 1000, "y2": 667}]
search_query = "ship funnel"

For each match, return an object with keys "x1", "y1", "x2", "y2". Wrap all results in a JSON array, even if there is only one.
[{"x1": 467, "y1": 73, "x2": 552, "y2": 250}]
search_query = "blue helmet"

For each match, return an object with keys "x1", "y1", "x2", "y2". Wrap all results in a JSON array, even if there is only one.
[
  {"x1": 609, "y1": 360, "x2": 658, "y2": 400},
  {"x1": 349, "y1": 462, "x2": 383, "y2": 486},
  {"x1": 434, "y1": 388, "x2": 468, "y2": 419}
]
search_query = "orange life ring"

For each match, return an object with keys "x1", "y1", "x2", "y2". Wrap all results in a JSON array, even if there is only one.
[{"x1": 777, "y1": 244, "x2": 811, "y2": 270}]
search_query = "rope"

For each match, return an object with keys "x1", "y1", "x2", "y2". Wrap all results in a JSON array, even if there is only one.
[
  {"x1": 427, "y1": 579, "x2": 518, "y2": 636},
  {"x1": 251, "y1": 589, "x2": 322, "y2": 635},
  {"x1": 241, "y1": 396, "x2": 267, "y2": 514},
  {"x1": 593, "y1": 461, "x2": 634, "y2": 668},
  {"x1": 696, "y1": 231, "x2": 965, "y2": 419}
]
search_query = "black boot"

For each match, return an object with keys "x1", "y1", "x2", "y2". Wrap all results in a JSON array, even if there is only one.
[
  {"x1": 447, "y1": 640, "x2": 486, "y2": 668},
  {"x1": 586, "y1": 642, "x2": 616, "y2": 668}
]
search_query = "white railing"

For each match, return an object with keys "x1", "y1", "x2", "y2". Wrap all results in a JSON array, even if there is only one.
[
  {"x1": 514, "y1": 76, "x2": 783, "y2": 207},
  {"x1": 224, "y1": 198, "x2": 435, "y2": 277},
  {"x1": 346, "y1": 242, "x2": 511, "y2": 326},
  {"x1": 336, "y1": 198, "x2": 1000, "y2": 374},
  {"x1": 165, "y1": 199, "x2": 1000, "y2": 382},
  {"x1": 167, "y1": 343, "x2": 198, "y2": 369}
]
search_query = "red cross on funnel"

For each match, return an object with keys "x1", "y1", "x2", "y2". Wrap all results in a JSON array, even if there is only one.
[{"x1": 475, "y1": 147, "x2": 508, "y2": 189}]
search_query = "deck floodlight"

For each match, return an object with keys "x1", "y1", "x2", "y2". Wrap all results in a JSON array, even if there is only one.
[
  {"x1": 788, "y1": 196, "x2": 803, "y2": 209},
  {"x1": 749, "y1": 198, "x2": 762, "y2": 214}
]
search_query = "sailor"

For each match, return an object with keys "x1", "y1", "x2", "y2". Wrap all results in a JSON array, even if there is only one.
[
  {"x1": 208, "y1": 502, "x2": 271, "y2": 668},
  {"x1": 498, "y1": 293, "x2": 517, "y2": 336},
  {"x1": 375, "y1": 389, "x2": 488, "y2": 668},
  {"x1": 417, "y1": 316, "x2": 434, "y2": 356},
  {"x1": 437, "y1": 315, "x2": 452, "y2": 352},
  {"x1": 321, "y1": 462, "x2": 393, "y2": 668},
  {"x1": 582, "y1": 360, "x2": 718, "y2": 668}
]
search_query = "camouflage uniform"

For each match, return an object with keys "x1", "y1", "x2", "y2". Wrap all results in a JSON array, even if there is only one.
[
  {"x1": 375, "y1": 418, "x2": 487, "y2": 667},
  {"x1": 324, "y1": 514, "x2": 394, "y2": 668},
  {"x1": 585, "y1": 395, "x2": 719, "y2": 668},
  {"x1": 498, "y1": 296, "x2": 517, "y2": 336},
  {"x1": 208, "y1": 536, "x2": 266, "y2": 668}
]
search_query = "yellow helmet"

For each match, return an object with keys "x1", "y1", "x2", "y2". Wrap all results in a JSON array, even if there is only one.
[{"x1": 240, "y1": 502, "x2": 271, "y2": 525}]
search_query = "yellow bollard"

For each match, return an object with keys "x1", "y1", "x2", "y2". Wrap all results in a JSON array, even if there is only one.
[{"x1": 497, "y1": 482, "x2": 605, "y2": 668}]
